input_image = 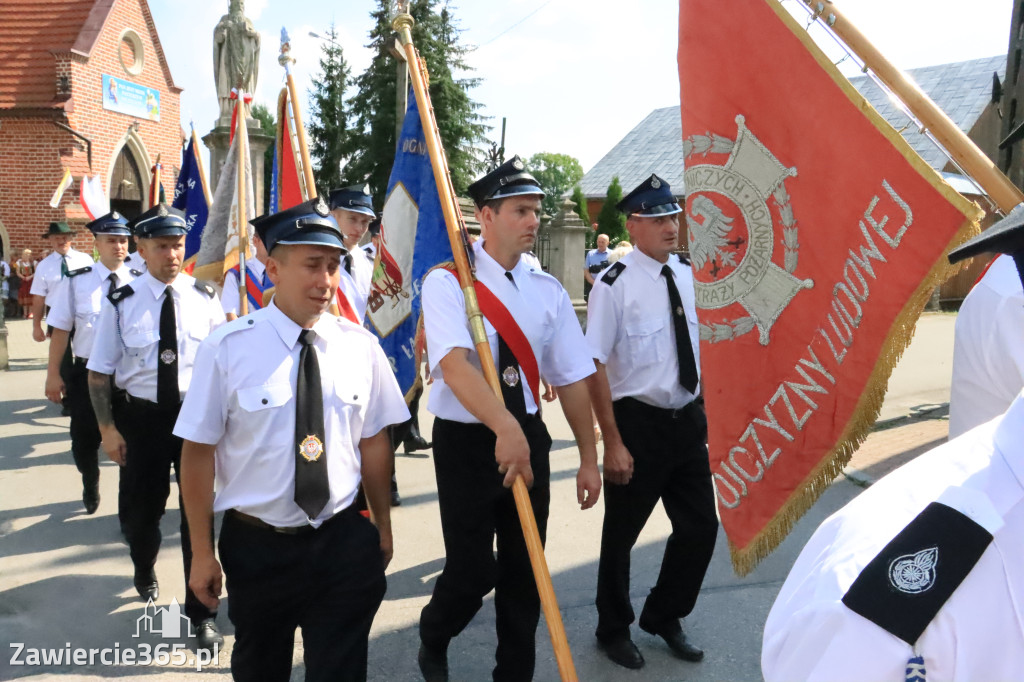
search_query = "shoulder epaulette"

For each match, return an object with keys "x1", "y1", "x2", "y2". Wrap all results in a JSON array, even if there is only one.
[
  {"x1": 193, "y1": 280, "x2": 216, "y2": 298},
  {"x1": 67, "y1": 265, "x2": 92, "y2": 278},
  {"x1": 841, "y1": 501, "x2": 993, "y2": 646},
  {"x1": 677, "y1": 253, "x2": 691, "y2": 266},
  {"x1": 601, "y1": 261, "x2": 626, "y2": 285},
  {"x1": 129, "y1": 268, "x2": 143, "y2": 277},
  {"x1": 108, "y1": 284, "x2": 135, "y2": 305}
]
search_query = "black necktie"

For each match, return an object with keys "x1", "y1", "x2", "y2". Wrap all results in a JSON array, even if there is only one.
[
  {"x1": 107, "y1": 273, "x2": 118, "y2": 297},
  {"x1": 294, "y1": 329, "x2": 330, "y2": 519},
  {"x1": 157, "y1": 286, "x2": 180, "y2": 406},
  {"x1": 60, "y1": 254, "x2": 69, "y2": 278},
  {"x1": 498, "y1": 272, "x2": 528, "y2": 421},
  {"x1": 344, "y1": 254, "x2": 352, "y2": 275},
  {"x1": 661, "y1": 265, "x2": 699, "y2": 394}
]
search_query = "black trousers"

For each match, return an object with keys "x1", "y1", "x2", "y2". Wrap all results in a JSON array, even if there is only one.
[
  {"x1": 219, "y1": 507, "x2": 386, "y2": 682},
  {"x1": 419, "y1": 416, "x2": 551, "y2": 682},
  {"x1": 49, "y1": 323, "x2": 73, "y2": 405},
  {"x1": 119, "y1": 397, "x2": 213, "y2": 624},
  {"x1": 595, "y1": 397, "x2": 718, "y2": 641},
  {"x1": 67, "y1": 359, "x2": 100, "y2": 485}
]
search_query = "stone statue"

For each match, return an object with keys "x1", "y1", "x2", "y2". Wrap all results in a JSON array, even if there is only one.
[{"x1": 213, "y1": 0, "x2": 260, "y2": 124}]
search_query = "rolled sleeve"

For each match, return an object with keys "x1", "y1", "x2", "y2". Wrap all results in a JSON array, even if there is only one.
[
  {"x1": 360, "y1": 341, "x2": 412, "y2": 438},
  {"x1": 86, "y1": 303, "x2": 120, "y2": 375},
  {"x1": 585, "y1": 281, "x2": 620, "y2": 365},
  {"x1": 173, "y1": 337, "x2": 227, "y2": 445},
  {"x1": 542, "y1": 289, "x2": 595, "y2": 387},
  {"x1": 422, "y1": 268, "x2": 473, "y2": 375}
]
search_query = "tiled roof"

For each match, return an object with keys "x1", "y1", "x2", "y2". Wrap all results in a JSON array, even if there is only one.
[
  {"x1": 578, "y1": 55, "x2": 1006, "y2": 198},
  {"x1": 0, "y1": 0, "x2": 99, "y2": 109},
  {"x1": 848, "y1": 55, "x2": 1006, "y2": 170}
]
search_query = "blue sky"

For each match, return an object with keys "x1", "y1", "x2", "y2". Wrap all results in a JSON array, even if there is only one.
[{"x1": 148, "y1": 0, "x2": 1013, "y2": 172}]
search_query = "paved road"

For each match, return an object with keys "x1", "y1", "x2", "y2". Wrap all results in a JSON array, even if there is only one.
[{"x1": 0, "y1": 314, "x2": 954, "y2": 680}]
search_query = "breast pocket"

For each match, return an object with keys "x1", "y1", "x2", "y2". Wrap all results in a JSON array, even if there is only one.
[
  {"x1": 122, "y1": 329, "x2": 158, "y2": 364},
  {"x1": 625, "y1": 316, "x2": 669, "y2": 366},
  {"x1": 236, "y1": 382, "x2": 294, "y2": 448}
]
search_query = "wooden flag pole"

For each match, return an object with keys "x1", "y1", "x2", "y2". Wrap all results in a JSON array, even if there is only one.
[
  {"x1": 235, "y1": 96, "x2": 249, "y2": 317},
  {"x1": 284, "y1": 71, "x2": 316, "y2": 201},
  {"x1": 190, "y1": 125, "x2": 212, "y2": 207},
  {"x1": 150, "y1": 154, "x2": 161, "y2": 208},
  {"x1": 802, "y1": 0, "x2": 1024, "y2": 212},
  {"x1": 392, "y1": 11, "x2": 578, "y2": 682}
]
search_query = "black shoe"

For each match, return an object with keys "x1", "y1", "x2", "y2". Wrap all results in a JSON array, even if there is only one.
[
  {"x1": 639, "y1": 619, "x2": 704, "y2": 662},
  {"x1": 598, "y1": 635, "x2": 645, "y2": 670},
  {"x1": 391, "y1": 489, "x2": 402, "y2": 507},
  {"x1": 403, "y1": 435, "x2": 431, "y2": 453},
  {"x1": 418, "y1": 642, "x2": 449, "y2": 682},
  {"x1": 195, "y1": 619, "x2": 223, "y2": 651},
  {"x1": 133, "y1": 568, "x2": 159, "y2": 601},
  {"x1": 83, "y1": 480, "x2": 100, "y2": 515}
]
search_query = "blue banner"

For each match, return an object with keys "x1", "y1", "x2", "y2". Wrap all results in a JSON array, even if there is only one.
[
  {"x1": 367, "y1": 89, "x2": 453, "y2": 398},
  {"x1": 173, "y1": 135, "x2": 210, "y2": 268}
]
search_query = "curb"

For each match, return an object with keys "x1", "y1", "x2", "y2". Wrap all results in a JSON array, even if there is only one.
[{"x1": 842, "y1": 402, "x2": 950, "y2": 488}]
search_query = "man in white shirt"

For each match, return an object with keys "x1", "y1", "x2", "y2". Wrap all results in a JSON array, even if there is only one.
[
  {"x1": 87, "y1": 204, "x2": 225, "y2": 650},
  {"x1": 176, "y1": 196, "x2": 410, "y2": 681},
  {"x1": 44, "y1": 212, "x2": 139, "y2": 514},
  {"x1": 762, "y1": 207, "x2": 1024, "y2": 681},
  {"x1": 417, "y1": 156, "x2": 601, "y2": 682},
  {"x1": 586, "y1": 175, "x2": 715, "y2": 670},
  {"x1": 30, "y1": 221, "x2": 93, "y2": 343},
  {"x1": 329, "y1": 184, "x2": 376, "y2": 324}
]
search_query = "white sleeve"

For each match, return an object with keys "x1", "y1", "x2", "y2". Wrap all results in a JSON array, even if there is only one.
[
  {"x1": 86, "y1": 301, "x2": 121, "y2": 375},
  {"x1": 221, "y1": 270, "x2": 240, "y2": 315},
  {"x1": 541, "y1": 287, "x2": 595, "y2": 386},
  {"x1": 28, "y1": 260, "x2": 49, "y2": 297},
  {"x1": 585, "y1": 277, "x2": 621, "y2": 365},
  {"x1": 173, "y1": 336, "x2": 227, "y2": 445},
  {"x1": 421, "y1": 269, "x2": 473, "y2": 374},
  {"x1": 46, "y1": 277, "x2": 75, "y2": 332},
  {"x1": 360, "y1": 340, "x2": 412, "y2": 439}
]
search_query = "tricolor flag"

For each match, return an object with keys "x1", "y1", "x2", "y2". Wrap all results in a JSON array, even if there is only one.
[
  {"x1": 173, "y1": 130, "x2": 212, "y2": 274},
  {"x1": 192, "y1": 98, "x2": 256, "y2": 283},
  {"x1": 275, "y1": 86, "x2": 308, "y2": 210},
  {"x1": 678, "y1": 0, "x2": 983, "y2": 574},
  {"x1": 367, "y1": 88, "x2": 453, "y2": 399},
  {"x1": 49, "y1": 168, "x2": 73, "y2": 208}
]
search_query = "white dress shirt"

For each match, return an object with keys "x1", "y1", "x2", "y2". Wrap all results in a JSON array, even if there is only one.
[
  {"x1": 173, "y1": 301, "x2": 410, "y2": 528},
  {"x1": 46, "y1": 261, "x2": 138, "y2": 359},
  {"x1": 30, "y1": 248, "x2": 93, "y2": 305},
  {"x1": 338, "y1": 248, "x2": 373, "y2": 322},
  {"x1": 586, "y1": 248, "x2": 701, "y2": 410},
  {"x1": 220, "y1": 257, "x2": 267, "y2": 316},
  {"x1": 422, "y1": 238, "x2": 595, "y2": 423},
  {"x1": 762, "y1": 392, "x2": 1024, "y2": 682},
  {"x1": 87, "y1": 271, "x2": 225, "y2": 401},
  {"x1": 949, "y1": 254, "x2": 1024, "y2": 438},
  {"x1": 123, "y1": 251, "x2": 148, "y2": 273}
]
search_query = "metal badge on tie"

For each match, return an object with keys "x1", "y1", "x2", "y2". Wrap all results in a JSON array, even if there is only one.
[
  {"x1": 676, "y1": 306, "x2": 684, "y2": 317},
  {"x1": 502, "y1": 366, "x2": 520, "y2": 387},
  {"x1": 159, "y1": 349, "x2": 177, "y2": 364},
  {"x1": 299, "y1": 434, "x2": 324, "y2": 462}
]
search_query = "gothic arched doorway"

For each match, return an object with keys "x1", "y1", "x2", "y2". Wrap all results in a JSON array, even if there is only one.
[{"x1": 110, "y1": 145, "x2": 144, "y2": 220}]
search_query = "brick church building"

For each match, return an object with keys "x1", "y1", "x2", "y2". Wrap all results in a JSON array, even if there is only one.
[{"x1": 0, "y1": 0, "x2": 183, "y2": 260}]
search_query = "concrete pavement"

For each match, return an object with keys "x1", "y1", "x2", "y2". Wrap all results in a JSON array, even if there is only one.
[{"x1": 0, "y1": 313, "x2": 953, "y2": 680}]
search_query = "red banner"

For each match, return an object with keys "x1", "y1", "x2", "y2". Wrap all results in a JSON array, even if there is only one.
[
  {"x1": 678, "y1": 0, "x2": 982, "y2": 573},
  {"x1": 276, "y1": 87, "x2": 306, "y2": 211}
]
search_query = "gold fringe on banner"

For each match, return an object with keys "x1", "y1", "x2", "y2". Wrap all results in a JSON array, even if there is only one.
[
  {"x1": 729, "y1": 211, "x2": 981, "y2": 577},
  {"x1": 722, "y1": 0, "x2": 988, "y2": 576}
]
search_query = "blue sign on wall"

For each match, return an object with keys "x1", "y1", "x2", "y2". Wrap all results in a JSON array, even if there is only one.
[{"x1": 101, "y1": 74, "x2": 160, "y2": 121}]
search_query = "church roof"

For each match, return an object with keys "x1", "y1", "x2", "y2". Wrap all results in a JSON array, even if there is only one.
[
  {"x1": 577, "y1": 55, "x2": 1006, "y2": 198},
  {"x1": 0, "y1": 0, "x2": 178, "y2": 112}
]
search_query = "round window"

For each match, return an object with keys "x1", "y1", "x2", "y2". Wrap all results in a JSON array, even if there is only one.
[{"x1": 118, "y1": 30, "x2": 144, "y2": 76}]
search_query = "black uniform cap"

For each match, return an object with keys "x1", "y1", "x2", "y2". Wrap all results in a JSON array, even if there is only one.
[
  {"x1": 467, "y1": 155, "x2": 545, "y2": 208},
  {"x1": 250, "y1": 196, "x2": 346, "y2": 253},
  {"x1": 128, "y1": 204, "x2": 188, "y2": 239},
  {"x1": 618, "y1": 174, "x2": 682, "y2": 217}
]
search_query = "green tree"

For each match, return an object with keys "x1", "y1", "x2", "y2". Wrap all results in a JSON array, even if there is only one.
[
  {"x1": 597, "y1": 176, "x2": 628, "y2": 244},
  {"x1": 570, "y1": 185, "x2": 590, "y2": 225},
  {"x1": 345, "y1": 0, "x2": 488, "y2": 203},
  {"x1": 526, "y1": 152, "x2": 583, "y2": 217},
  {"x1": 250, "y1": 102, "x2": 275, "y2": 214},
  {"x1": 307, "y1": 24, "x2": 351, "y2": 192}
]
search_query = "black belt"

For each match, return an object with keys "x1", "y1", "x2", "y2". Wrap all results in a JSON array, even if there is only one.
[
  {"x1": 226, "y1": 506, "x2": 356, "y2": 535},
  {"x1": 72, "y1": 357, "x2": 88, "y2": 367},
  {"x1": 618, "y1": 395, "x2": 703, "y2": 420},
  {"x1": 124, "y1": 393, "x2": 182, "y2": 410}
]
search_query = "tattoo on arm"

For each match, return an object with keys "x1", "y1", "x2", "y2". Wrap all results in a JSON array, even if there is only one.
[{"x1": 88, "y1": 371, "x2": 115, "y2": 427}]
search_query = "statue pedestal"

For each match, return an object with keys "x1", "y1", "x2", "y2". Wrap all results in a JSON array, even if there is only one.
[
  {"x1": 547, "y1": 198, "x2": 589, "y2": 327},
  {"x1": 203, "y1": 120, "x2": 273, "y2": 215}
]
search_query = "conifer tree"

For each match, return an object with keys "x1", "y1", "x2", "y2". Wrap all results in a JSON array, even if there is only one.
[
  {"x1": 570, "y1": 185, "x2": 590, "y2": 226},
  {"x1": 597, "y1": 176, "x2": 628, "y2": 244},
  {"x1": 307, "y1": 24, "x2": 350, "y2": 192}
]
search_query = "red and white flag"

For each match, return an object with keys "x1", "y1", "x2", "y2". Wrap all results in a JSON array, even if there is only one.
[{"x1": 678, "y1": 0, "x2": 982, "y2": 574}]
